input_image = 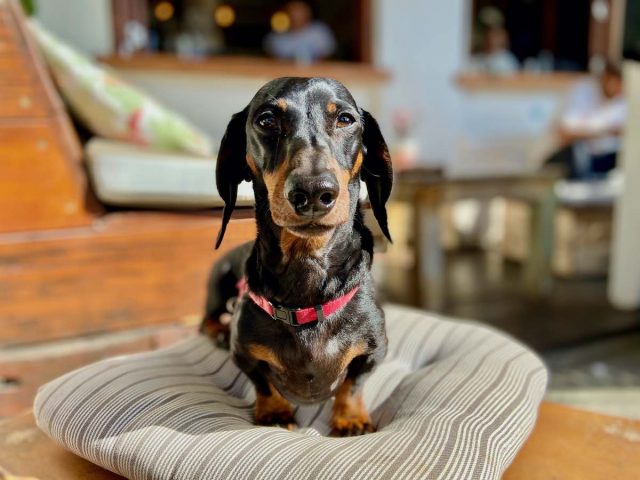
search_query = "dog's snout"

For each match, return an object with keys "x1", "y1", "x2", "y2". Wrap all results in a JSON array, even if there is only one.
[{"x1": 285, "y1": 171, "x2": 339, "y2": 218}]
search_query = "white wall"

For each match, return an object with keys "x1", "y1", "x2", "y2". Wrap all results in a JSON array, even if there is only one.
[
  {"x1": 373, "y1": 0, "x2": 469, "y2": 167},
  {"x1": 112, "y1": 70, "x2": 386, "y2": 147},
  {"x1": 35, "y1": 0, "x2": 114, "y2": 56},
  {"x1": 608, "y1": 61, "x2": 640, "y2": 310},
  {"x1": 33, "y1": 0, "x2": 469, "y2": 167}
]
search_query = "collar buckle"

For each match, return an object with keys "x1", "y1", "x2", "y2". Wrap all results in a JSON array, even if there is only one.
[{"x1": 272, "y1": 306, "x2": 300, "y2": 326}]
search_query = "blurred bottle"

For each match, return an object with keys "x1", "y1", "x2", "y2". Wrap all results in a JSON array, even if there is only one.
[
  {"x1": 523, "y1": 50, "x2": 554, "y2": 74},
  {"x1": 119, "y1": 21, "x2": 149, "y2": 57},
  {"x1": 390, "y1": 109, "x2": 419, "y2": 171},
  {"x1": 539, "y1": 50, "x2": 554, "y2": 72}
]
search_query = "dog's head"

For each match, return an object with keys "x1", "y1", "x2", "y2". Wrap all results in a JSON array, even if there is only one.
[{"x1": 215, "y1": 77, "x2": 392, "y2": 248}]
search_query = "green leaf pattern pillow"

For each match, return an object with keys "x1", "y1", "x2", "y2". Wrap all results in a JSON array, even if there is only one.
[{"x1": 29, "y1": 21, "x2": 213, "y2": 156}]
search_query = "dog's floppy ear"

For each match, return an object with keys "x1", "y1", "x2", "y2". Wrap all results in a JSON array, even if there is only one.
[
  {"x1": 360, "y1": 109, "x2": 393, "y2": 242},
  {"x1": 215, "y1": 106, "x2": 250, "y2": 249}
]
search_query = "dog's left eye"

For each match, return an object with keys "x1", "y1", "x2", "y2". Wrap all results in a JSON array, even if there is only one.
[
  {"x1": 256, "y1": 112, "x2": 277, "y2": 130},
  {"x1": 336, "y1": 113, "x2": 355, "y2": 128}
]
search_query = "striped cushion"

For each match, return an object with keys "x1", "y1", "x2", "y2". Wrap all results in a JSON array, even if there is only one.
[{"x1": 34, "y1": 305, "x2": 547, "y2": 480}]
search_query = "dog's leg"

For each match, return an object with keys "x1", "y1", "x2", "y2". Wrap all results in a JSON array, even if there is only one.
[
  {"x1": 201, "y1": 242, "x2": 253, "y2": 348},
  {"x1": 330, "y1": 378, "x2": 374, "y2": 436},
  {"x1": 255, "y1": 383, "x2": 296, "y2": 430},
  {"x1": 330, "y1": 349, "x2": 385, "y2": 437},
  {"x1": 237, "y1": 354, "x2": 297, "y2": 430}
]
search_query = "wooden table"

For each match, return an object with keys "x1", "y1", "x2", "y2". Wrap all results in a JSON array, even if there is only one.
[
  {"x1": 1, "y1": 402, "x2": 638, "y2": 479},
  {"x1": 394, "y1": 169, "x2": 560, "y2": 310}
]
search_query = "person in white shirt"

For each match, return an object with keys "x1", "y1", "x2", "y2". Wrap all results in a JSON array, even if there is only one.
[
  {"x1": 470, "y1": 26, "x2": 519, "y2": 75},
  {"x1": 264, "y1": 2, "x2": 336, "y2": 63},
  {"x1": 547, "y1": 63, "x2": 627, "y2": 179}
]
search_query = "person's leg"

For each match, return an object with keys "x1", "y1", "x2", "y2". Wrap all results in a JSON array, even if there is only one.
[
  {"x1": 572, "y1": 142, "x2": 592, "y2": 179},
  {"x1": 590, "y1": 152, "x2": 617, "y2": 178},
  {"x1": 544, "y1": 144, "x2": 579, "y2": 178}
]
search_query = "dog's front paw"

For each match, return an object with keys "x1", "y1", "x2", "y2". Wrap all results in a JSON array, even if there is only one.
[
  {"x1": 330, "y1": 414, "x2": 375, "y2": 437},
  {"x1": 331, "y1": 380, "x2": 375, "y2": 436},
  {"x1": 255, "y1": 408, "x2": 296, "y2": 430},
  {"x1": 255, "y1": 392, "x2": 296, "y2": 430}
]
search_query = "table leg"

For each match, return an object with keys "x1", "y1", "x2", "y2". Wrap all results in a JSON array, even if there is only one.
[
  {"x1": 415, "y1": 189, "x2": 446, "y2": 311},
  {"x1": 523, "y1": 190, "x2": 556, "y2": 295}
]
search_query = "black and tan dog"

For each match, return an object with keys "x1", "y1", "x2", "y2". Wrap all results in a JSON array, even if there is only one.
[{"x1": 202, "y1": 77, "x2": 393, "y2": 436}]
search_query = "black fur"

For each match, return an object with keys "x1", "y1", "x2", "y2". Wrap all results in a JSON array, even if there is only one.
[{"x1": 203, "y1": 77, "x2": 392, "y2": 431}]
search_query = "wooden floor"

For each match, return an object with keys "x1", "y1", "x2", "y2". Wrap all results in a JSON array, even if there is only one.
[{"x1": 1, "y1": 402, "x2": 639, "y2": 480}]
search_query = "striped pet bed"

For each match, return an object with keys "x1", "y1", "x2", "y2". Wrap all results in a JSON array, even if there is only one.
[{"x1": 34, "y1": 305, "x2": 547, "y2": 480}]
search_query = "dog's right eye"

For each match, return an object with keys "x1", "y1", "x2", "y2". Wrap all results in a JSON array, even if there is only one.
[{"x1": 255, "y1": 112, "x2": 277, "y2": 130}]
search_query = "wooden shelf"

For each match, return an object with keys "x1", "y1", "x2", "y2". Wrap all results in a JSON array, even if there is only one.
[
  {"x1": 456, "y1": 72, "x2": 588, "y2": 92},
  {"x1": 100, "y1": 53, "x2": 391, "y2": 84}
]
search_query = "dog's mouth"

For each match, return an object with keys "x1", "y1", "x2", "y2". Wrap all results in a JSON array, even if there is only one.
[{"x1": 286, "y1": 223, "x2": 335, "y2": 237}]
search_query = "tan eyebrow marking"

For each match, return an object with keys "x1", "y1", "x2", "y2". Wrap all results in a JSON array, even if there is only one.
[
  {"x1": 327, "y1": 102, "x2": 337, "y2": 113},
  {"x1": 276, "y1": 98, "x2": 288, "y2": 111}
]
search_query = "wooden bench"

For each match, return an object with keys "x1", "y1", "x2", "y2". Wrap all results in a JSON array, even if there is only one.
[
  {"x1": 0, "y1": 0, "x2": 254, "y2": 415},
  {"x1": 0, "y1": 402, "x2": 638, "y2": 479}
]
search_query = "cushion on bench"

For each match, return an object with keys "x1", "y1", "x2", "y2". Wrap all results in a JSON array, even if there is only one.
[
  {"x1": 34, "y1": 305, "x2": 547, "y2": 480},
  {"x1": 29, "y1": 21, "x2": 213, "y2": 157},
  {"x1": 85, "y1": 139, "x2": 254, "y2": 208},
  {"x1": 85, "y1": 138, "x2": 371, "y2": 209}
]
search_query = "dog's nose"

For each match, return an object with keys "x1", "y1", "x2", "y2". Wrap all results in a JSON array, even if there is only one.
[{"x1": 285, "y1": 172, "x2": 339, "y2": 218}]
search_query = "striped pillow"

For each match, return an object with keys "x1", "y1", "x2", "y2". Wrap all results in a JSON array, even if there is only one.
[{"x1": 34, "y1": 305, "x2": 547, "y2": 480}]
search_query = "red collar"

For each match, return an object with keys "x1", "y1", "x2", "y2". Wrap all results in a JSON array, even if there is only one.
[{"x1": 236, "y1": 278, "x2": 359, "y2": 326}]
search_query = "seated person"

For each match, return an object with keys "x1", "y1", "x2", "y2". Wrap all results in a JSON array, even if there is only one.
[
  {"x1": 470, "y1": 25, "x2": 519, "y2": 75},
  {"x1": 546, "y1": 63, "x2": 627, "y2": 179},
  {"x1": 264, "y1": 1, "x2": 336, "y2": 63}
]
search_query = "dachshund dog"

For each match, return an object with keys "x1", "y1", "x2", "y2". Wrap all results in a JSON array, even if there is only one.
[{"x1": 202, "y1": 77, "x2": 393, "y2": 436}]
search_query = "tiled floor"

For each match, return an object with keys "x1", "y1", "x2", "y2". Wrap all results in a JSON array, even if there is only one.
[
  {"x1": 543, "y1": 331, "x2": 640, "y2": 418},
  {"x1": 442, "y1": 252, "x2": 640, "y2": 350},
  {"x1": 382, "y1": 250, "x2": 640, "y2": 418},
  {"x1": 545, "y1": 388, "x2": 640, "y2": 419},
  {"x1": 382, "y1": 250, "x2": 640, "y2": 350}
]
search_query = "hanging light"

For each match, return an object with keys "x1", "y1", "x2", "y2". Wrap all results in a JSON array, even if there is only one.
[
  {"x1": 271, "y1": 11, "x2": 290, "y2": 33},
  {"x1": 154, "y1": 1, "x2": 174, "y2": 22},
  {"x1": 215, "y1": 5, "x2": 236, "y2": 28}
]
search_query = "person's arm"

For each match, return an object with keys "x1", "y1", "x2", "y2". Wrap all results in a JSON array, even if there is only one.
[{"x1": 557, "y1": 100, "x2": 627, "y2": 144}]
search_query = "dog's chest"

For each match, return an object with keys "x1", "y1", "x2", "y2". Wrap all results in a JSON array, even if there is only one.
[
  {"x1": 296, "y1": 324, "x2": 360, "y2": 370},
  {"x1": 298, "y1": 327, "x2": 337, "y2": 359}
]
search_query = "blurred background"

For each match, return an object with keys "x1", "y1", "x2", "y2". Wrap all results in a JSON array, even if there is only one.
[{"x1": 1, "y1": 0, "x2": 639, "y2": 423}]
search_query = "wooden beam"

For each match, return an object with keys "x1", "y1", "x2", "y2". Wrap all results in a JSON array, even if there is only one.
[
  {"x1": 99, "y1": 53, "x2": 391, "y2": 84},
  {"x1": 358, "y1": 0, "x2": 373, "y2": 63},
  {"x1": 589, "y1": 0, "x2": 613, "y2": 68},
  {"x1": 0, "y1": 0, "x2": 92, "y2": 233},
  {"x1": 0, "y1": 211, "x2": 255, "y2": 346}
]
